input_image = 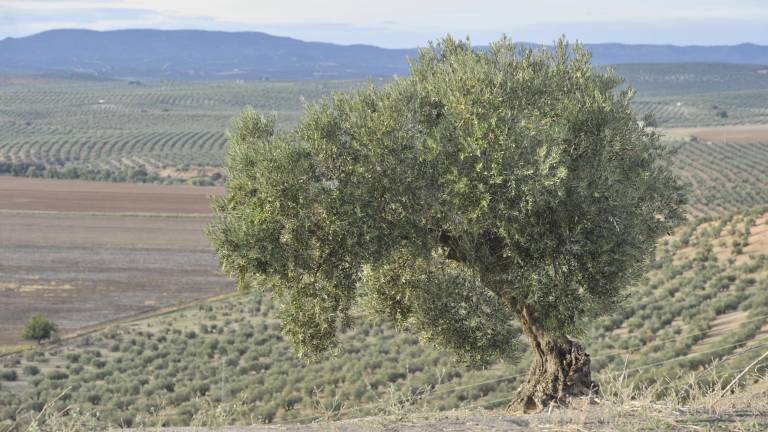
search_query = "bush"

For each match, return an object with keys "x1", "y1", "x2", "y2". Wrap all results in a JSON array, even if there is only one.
[
  {"x1": 0, "y1": 370, "x2": 17, "y2": 381},
  {"x1": 82, "y1": 392, "x2": 102, "y2": 405},
  {"x1": 23, "y1": 365, "x2": 40, "y2": 376},
  {"x1": 47, "y1": 370, "x2": 69, "y2": 380}
]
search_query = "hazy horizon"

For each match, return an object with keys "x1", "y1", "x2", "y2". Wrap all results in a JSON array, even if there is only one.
[{"x1": 1, "y1": 0, "x2": 768, "y2": 48}]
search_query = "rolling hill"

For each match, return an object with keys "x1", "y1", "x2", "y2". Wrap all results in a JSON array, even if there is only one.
[{"x1": 1, "y1": 29, "x2": 767, "y2": 80}]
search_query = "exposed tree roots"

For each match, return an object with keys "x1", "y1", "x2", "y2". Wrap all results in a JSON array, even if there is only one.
[{"x1": 509, "y1": 308, "x2": 599, "y2": 413}]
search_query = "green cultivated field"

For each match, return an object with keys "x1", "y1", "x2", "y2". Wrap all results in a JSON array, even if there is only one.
[
  {"x1": 634, "y1": 89, "x2": 768, "y2": 127},
  {"x1": 0, "y1": 78, "x2": 365, "y2": 183},
  {"x1": 612, "y1": 63, "x2": 768, "y2": 96},
  {"x1": 614, "y1": 63, "x2": 768, "y2": 126},
  {"x1": 672, "y1": 139, "x2": 768, "y2": 216},
  {"x1": 1, "y1": 64, "x2": 768, "y2": 185}
]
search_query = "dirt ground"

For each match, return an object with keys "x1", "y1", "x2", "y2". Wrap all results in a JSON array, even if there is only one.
[
  {"x1": 0, "y1": 176, "x2": 222, "y2": 214},
  {"x1": 134, "y1": 407, "x2": 768, "y2": 432},
  {"x1": 661, "y1": 123, "x2": 768, "y2": 143},
  {"x1": 0, "y1": 178, "x2": 231, "y2": 346}
]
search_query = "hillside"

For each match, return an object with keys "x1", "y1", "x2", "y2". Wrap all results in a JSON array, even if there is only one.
[
  {"x1": 2, "y1": 208, "x2": 768, "y2": 429},
  {"x1": 1, "y1": 30, "x2": 767, "y2": 80}
]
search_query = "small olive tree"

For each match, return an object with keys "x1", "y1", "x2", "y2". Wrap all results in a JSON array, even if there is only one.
[
  {"x1": 22, "y1": 314, "x2": 57, "y2": 344},
  {"x1": 209, "y1": 36, "x2": 686, "y2": 411}
]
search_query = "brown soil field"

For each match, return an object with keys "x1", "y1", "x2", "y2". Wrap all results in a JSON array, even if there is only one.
[
  {"x1": 0, "y1": 212, "x2": 231, "y2": 345},
  {"x1": 0, "y1": 176, "x2": 223, "y2": 214},
  {"x1": 661, "y1": 123, "x2": 768, "y2": 143},
  {"x1": 0, "y1": 178, "x2": 231, "y2": 346}
]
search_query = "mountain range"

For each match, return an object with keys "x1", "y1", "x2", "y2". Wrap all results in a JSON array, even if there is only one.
[{"x1": 1, "y1": 29, "x2": 767, "y2": 80}]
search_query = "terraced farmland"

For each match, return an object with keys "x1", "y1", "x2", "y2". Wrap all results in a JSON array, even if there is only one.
[
  {"x1": 0, "y1": 78, "x2": 364, "y2": 182},
  {"x1": 1, "y1": 208, "x2": 767, "y2": 429}
]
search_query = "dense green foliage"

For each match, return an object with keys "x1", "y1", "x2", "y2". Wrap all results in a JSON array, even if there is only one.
[
  {"x1": 21, "y1": 315, "x2": 57, "y2": 344},
  {"x1": 209, "y1": 37, "x2": 685, "y2": 366}
]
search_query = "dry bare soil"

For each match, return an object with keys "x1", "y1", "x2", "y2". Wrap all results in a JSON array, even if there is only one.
[
  {"x1": 0, "y1": 176, "x2": 222, "y2": 214},
  {"x1": 662, "y1": 123, "x2": 768, "y2": 144},
  {"x1": 0, "y1": 177, "x2": 229, "y2": 346}
]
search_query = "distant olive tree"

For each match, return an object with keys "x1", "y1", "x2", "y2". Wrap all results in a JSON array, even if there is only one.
[
  {"x1": 209, "y1": 36, "x2": 686, "y2": 411},
  {"x1": 22, "y1": 314, "x2": 57, "y2": 344}
]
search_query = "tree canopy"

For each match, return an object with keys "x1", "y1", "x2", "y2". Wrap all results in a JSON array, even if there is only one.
[
  {"x1": 22, "y1": 314, "x2": 57, "y2": 344},
  {"x1": 208, "y1": 36, "x2": 686, "y2": 369}
]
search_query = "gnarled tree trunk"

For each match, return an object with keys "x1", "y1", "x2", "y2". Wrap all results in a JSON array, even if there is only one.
[{"x1": 510, "y1": 307, "x2": 598, "y2": 413}]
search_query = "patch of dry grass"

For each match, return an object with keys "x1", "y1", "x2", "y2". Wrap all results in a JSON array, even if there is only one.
[{"x1": 9, "y1": 367, "x2": 767, "y2": 432}]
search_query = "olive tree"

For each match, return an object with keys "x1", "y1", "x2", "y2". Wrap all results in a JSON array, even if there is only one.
[
  {"x1": 208, "y1": 36, "x2": 686, "y2": 411},
  {"x1": 22, "y1": 314, "x2": 57, "y2": 344}
]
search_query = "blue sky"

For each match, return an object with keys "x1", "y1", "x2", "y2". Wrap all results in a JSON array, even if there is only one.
[{"x1": 1, "y1": 0, "x2": 767, "y2": 47}]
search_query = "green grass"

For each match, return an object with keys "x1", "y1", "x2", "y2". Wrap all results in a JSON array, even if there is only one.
[{"x1": 2, "y1": 208, "x2": 767, "y2": 429}]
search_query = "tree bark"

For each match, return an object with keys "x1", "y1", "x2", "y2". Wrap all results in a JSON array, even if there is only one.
[{"x1": 510, "y1": 307, "x2": 598, "y2": 413}]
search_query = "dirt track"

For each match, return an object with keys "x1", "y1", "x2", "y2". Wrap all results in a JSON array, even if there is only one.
[
  {"x1": 0, "y1": 176, "x2": 222, "y2": 214},
  {"x1": 662, "y1": 123, "x2": 768, "y2": 143}
]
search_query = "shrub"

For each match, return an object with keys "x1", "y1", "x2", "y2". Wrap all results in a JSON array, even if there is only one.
[
  {"x1": 23, "y1": 365, "x2": 40, "y2": 376},
  {"x1": 83, "y1": 392, "x2": 102, "y2": 405},
  {"x1": 1, "y1": 370, "x2": 17, "y2": 381},
  {"x1": 47, "y1": 370, "x2": 69, "y2": 380}
]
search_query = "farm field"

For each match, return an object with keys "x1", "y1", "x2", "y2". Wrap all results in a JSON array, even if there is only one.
[
  {"x1": 669, "y1": 138, "x2": 768, "y2": 216},
  {"x1": 0, "y1": 119, "x2": 767, "y2": 348},
  {"x1": 0, "y1": 78, "x2": 365, "y2": 182},
  {"x1": 634, "y1": 88, "x2": 768, "y2": 127},
  {"x1": 0, "y1": 176, "x2": 222, "y2": 214},
  {"x1": 662, "y1": 123, "x2": 768, "y2": 143},
  {"x1": 1, "y1": 208, "x2": 767, "y2": 428},
  {"x1": 0, "y1": 178, "x2": 228, "y2": 347},
  {"x1": 0, "y1": 63, "x2": 767, "y2": 185},
  {"x1": 1, "y1": 62, "x2": 768, "y2": 430},
  {"x1": 611, "y1": 63, "x2": 768, "y2": 96}
]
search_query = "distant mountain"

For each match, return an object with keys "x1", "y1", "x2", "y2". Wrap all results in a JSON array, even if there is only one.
[
  {"x1": 1, "y1": 29, "x2": 767, "y2": 80},
  {"x1": 587, "y1": 43, "x2": 768, "y2": 65},
  {"x1": 0, "y1": 29, "x2": 415, "y2": 79}
]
